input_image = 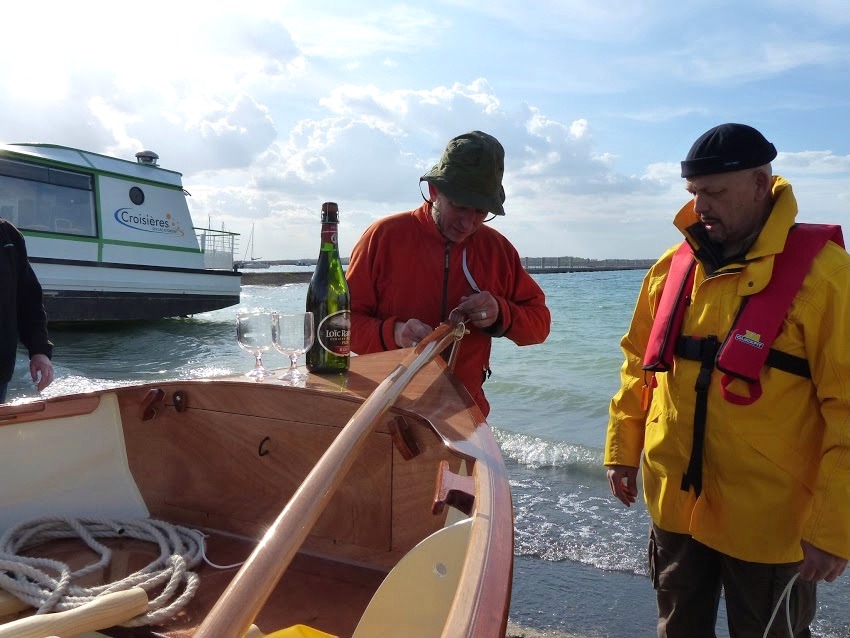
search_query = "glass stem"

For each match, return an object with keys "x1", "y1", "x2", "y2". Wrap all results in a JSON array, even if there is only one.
[
  {"x1": 255, "y1": 353, "x2": 263, "y2": 369},
  {"x1": 290, "y1": 355, "x2": 298, "y2": 371}
]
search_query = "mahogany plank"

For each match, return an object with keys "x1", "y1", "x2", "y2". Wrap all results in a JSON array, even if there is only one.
[{"x1": 163, "y1": 410, "x2": 392, "y2": 550}]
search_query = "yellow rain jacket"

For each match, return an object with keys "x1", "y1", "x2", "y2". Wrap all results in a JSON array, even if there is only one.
[{"x1": 605, "y1": 176, "x2": 850, "y2": 563}]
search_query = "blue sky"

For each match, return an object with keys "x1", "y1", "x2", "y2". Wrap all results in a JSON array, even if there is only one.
[{"x1": 1, "y1": 0, "x2": 847, "y2": 260}]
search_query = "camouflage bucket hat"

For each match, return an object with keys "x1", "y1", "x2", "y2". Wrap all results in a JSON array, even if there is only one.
[{"x1": 421, "y1": 130, "x2": 506, "y2": 216}]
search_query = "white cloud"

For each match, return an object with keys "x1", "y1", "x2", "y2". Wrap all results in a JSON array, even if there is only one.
[
  {"x1": 643, "y1": 162, "x2": 681, "y2": 181},
  {"x1": 0, "y1": 0, "x2": 845, "y2": 262},
  {"x1": 775, "y1": 151, "x2": 850, "y2": 175},
  {"x1": 283, "y1": 5, "x2": 441, "y2": 58},
  {"x1": 688, "y1": 40, "x2": 846, "y2": 85}
]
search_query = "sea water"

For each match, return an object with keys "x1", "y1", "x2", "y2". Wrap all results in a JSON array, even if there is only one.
[{"x1": 9, "y1": 270, "x2": 849, "y2": 637}]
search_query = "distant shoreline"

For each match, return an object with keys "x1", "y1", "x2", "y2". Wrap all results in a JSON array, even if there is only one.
[
  {"x1": 524, "y1": 265, "x2": 649, "y2": 274},
  {"x1": 238, "y1": 264, "x2": 650, "y2": 285}
]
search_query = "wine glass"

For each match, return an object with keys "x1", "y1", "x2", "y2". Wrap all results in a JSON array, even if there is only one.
[
  {"x1": 236, "y1": 311, "x2": 274, "y2": 379},
  {"x1": 272, "y1": 312, "x2": 315, "y2": 384}
]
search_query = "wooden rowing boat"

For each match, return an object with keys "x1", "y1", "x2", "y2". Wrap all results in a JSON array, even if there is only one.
[{"x1": 0, "y1": 322, "x2": 513, "y2": 638}]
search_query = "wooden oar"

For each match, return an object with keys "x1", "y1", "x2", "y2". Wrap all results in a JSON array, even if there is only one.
[
  {"x1": 0, "y1": 587, "x2": 147, "y2": 638},
  {"x1": 194, "y1": 321, "x2": 465, "y2": 638}
]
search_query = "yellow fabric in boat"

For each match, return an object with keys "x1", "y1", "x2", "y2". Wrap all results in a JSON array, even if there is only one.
[{"x1": 264, "y1": 625, "x2": 337, "y2": 638}]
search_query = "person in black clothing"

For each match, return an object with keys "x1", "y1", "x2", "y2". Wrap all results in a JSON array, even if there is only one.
[{"x1": 0, "y1": 217, "x2": 54, "y2": 402}]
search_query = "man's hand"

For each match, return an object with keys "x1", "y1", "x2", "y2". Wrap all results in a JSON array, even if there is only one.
[
  {"x1": 394, "y1": 319, "x2": 433, "y2": 348},
  {"x1": 798, "y1": 541, "x2": 848, "y2": 583},
  {"x1": 30, "y1": 353, "x2": 54, "y2": 392},
  {"x1": 458, "y1": 291, "x2": 499, "y2": 329},
  {"x1": 607, "y1": 464, "x2": 639, "y2": 507}
]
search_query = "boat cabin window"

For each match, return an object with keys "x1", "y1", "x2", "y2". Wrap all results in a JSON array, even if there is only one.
[{"x1": 0, "y1": 157, "x2": 96, "y2": 237}]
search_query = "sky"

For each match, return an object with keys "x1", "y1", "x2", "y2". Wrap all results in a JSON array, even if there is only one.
[{"x1": 1, "y1": 0, "x2": 847, "y2": 260}]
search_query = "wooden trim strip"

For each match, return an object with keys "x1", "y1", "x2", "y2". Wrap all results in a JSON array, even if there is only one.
[{"x1": 0, "y1": 395, "x2": 100, "y2": 425}]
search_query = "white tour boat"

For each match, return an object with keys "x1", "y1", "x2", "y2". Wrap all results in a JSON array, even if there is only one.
[{"x1": 0, "y1": 143, "x2": 241, "y2": 322}]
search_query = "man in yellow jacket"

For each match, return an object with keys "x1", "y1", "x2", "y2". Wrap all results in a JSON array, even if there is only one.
[{"x1": 605, "y1": 123, "x2": 849, "y2": 637}]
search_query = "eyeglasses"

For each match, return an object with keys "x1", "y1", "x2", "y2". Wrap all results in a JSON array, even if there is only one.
[
  {"x1": 422, "y1": 182, "x2": 499, "y2": 223},
  {"x1": 445, "y1": 197, "x2": 497, "y2": 223}
]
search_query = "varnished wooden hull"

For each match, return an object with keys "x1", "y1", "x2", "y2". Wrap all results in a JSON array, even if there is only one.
[{"x1": 0, "y1": 347, "x2": 513, "y2": 638}]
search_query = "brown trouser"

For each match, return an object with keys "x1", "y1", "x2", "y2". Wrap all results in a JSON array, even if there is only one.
[{"x1": 648, "y1": 524, "x2": 816, "y2": 638}]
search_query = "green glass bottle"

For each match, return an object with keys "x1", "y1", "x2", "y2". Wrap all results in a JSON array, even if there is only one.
[{"x1": 306, "y1": 202, "x2": 351, "y2": 373}]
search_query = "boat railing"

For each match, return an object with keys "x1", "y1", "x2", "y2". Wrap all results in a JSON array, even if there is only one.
[
  {"x1": 195, "y1": 227, "x2": 240, "y2": 270},
  {"x1": 194, "y1": 320, "x2": 470, "y2": 638}
]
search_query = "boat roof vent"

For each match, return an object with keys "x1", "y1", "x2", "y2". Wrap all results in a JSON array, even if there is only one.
[{"x1": 135, "y1": 150, "x2": 160, "y2": 166}]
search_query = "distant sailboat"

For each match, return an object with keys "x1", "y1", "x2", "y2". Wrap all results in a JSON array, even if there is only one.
[{"x1": 237, "y1": 224, "x2": 270, "y2": 269}]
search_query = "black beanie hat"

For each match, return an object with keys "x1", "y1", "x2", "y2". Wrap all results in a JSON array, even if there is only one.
[{"x1": 681, "y1": 123, "x2": 777, "y2": 178}]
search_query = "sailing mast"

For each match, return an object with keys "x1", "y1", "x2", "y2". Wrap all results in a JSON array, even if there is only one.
[
  {"x1": 237, "y1": 224, "x2": 269, "y2": 269},
  {"x1": 242, "y1": 224, "x2": 262, "y2": 262}
]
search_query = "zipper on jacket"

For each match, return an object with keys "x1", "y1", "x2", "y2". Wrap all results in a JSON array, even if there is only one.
[{"x1": 441, "y1": 242, "x2": 450, "y2": 321}]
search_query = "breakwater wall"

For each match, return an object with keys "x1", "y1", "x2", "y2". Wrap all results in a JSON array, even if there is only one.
[
  {"x1": 239, "y1": 257, "x2": 654, "y2": 286},
  {"x1": 524, "y1": 265, "x2": 649, "y2": 273},
  {"x1": 521, "y1": 257, "x2": 654, "y2": 272}
]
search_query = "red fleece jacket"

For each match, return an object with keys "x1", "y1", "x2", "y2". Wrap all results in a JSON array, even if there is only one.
[{"x1": 346, "y1": 202, "x2": 551, "y2": 416}]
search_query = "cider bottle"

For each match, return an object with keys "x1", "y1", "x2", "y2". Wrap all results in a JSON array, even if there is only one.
[{"x1": 306, "y1": 202, "x2": 351, "y2": 373}]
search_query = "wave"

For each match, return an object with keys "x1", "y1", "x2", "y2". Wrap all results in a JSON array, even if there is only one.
[
  {"x1": 493, "y1": 427, "x2": 603, "y2": 472},
  {"x1": 491, "y1": 426, "x2": 652, "y2": 578},
  {"x1": 509, "y1": 472, "x2": 650, "y2": 577}
]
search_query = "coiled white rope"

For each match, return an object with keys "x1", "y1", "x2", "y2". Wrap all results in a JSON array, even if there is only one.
[{"x1": 0, "y1": 516, "x2": 207, "y2": 626}]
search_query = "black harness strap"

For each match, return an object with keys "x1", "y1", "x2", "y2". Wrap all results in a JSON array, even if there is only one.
[
  {"x1": 764, "y1": 349, "x2": 811, "y2": 379},
  {"x1": 679, "y1": 336, "x2": 718, "y2": 496},
  {"x1": 674, "y1": 335, "x2": 811, "y2": 497},
  {"x1": 675, "y1": 336, "x2": 811, "y2": 378}
]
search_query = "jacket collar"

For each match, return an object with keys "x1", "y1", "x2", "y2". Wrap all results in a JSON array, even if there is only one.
[
  {"x1": 413, "y1": 201, "x2": 444, "y2": 242},
  {"x1": 673, "y1": 176, "x2": 799, "y2": 295},
  {"x1": 674, "y1": 176, "x2": 797, "y2": 255}
]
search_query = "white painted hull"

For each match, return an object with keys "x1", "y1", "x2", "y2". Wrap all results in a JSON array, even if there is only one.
[{"x1": 31, "y1": 259, "x2": 240, "y2": 321}]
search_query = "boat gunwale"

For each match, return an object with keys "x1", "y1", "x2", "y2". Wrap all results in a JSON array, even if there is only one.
[{"x1": 0, "y1": 343, "x2": 514, "y2": 637}]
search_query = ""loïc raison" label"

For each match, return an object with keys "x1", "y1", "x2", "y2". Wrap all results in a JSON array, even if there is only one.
[{"x1": 317, "y1": 310, "x2": 351, "y2": 356}]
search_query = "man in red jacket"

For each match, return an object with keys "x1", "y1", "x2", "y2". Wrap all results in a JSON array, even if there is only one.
[{"x1": 346, "y1": 131, "x2": 551, "y2": 416}]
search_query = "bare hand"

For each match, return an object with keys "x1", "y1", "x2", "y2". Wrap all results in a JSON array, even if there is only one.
[
  {"x1": 798, "y1": 541, "x2": 848, "y2": 582},
  {"x1": 458, "y1": 291, "x2": 499, "y2": 329},
  {"x1": 394, "y1": 319, "x2": 433, "y2": 348},
  {"x1": 607, "y1": 465, "x2": 639, "y2": 507},
  {"x1": 30, "y1": 353, "x2": 54, "y2": 393}
]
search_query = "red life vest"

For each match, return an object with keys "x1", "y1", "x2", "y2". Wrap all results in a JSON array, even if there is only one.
[{"x1": 643, "y1": 223, "x2": 844, "y2": 406}]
